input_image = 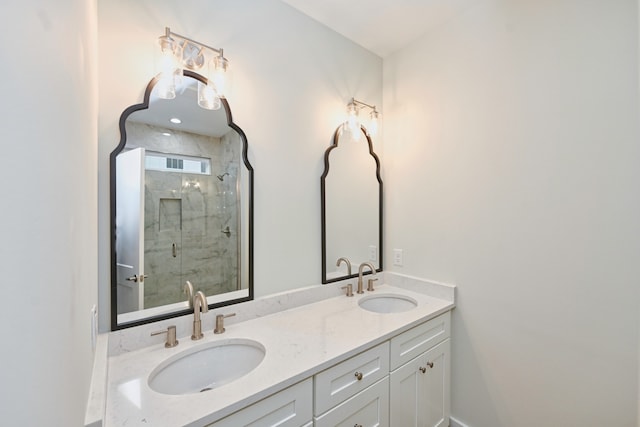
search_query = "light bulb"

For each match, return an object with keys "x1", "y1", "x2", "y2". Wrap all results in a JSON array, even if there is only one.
[{"x1": 198, "y1": 81, "x2": 222, "y2": 110}]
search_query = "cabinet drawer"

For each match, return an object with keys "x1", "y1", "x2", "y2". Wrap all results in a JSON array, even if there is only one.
[
  {"x1": 208, "y1": 378, "x2": 312, "y2": 427},
  {"x1": 315, "y1": 376, "x2": 389, "y2": 427},
  {"x1": 314, "y1": 342, "x2": 390, "y2": 415},
  {"x1": 389, "y1": 311, "x2": 450, "y2": 370}
]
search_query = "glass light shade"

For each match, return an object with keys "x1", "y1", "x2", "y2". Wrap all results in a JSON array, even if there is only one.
[
  {"x1": 347, "y1": 102, "x2": 359, "y2": 133},
  {"x1": 198, "y1": 82, "x2": 221, "y2": 110},
  {"x1": 351, "y1": 125, "x2": 362, "y2": 141},
  {"x1": 156, "y1": 74, "x2": 176, "y2": 100},
  {"x1": 157, "y1": 35, "x2": 182, "y2": 99},
  {"x1": 369, "y1": 110, "x2": 380, "y2": 136},
  {"x1": 211, "y1": 55, "x2": 229, "y2": 97}
]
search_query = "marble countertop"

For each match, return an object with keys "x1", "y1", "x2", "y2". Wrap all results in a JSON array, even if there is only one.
[{"x1": 105, "y1": 282, "x2": 454, "y2": 426}]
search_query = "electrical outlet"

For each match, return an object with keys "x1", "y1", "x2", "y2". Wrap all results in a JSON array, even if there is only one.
[
  {"x1": 369, "y1": 245, "x2": 377, "y2": 262},
  {"x1": 91, "y1": 305, "x2": 98, "y2": 350},
  {"x1": 393, "y1": 249, "x2": 403, "y2": 266}
]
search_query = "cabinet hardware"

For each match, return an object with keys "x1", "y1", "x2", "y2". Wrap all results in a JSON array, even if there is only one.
[
  {"x1": 427, "y1": 361, "x2": 434, "y2": 368},
  {"x1": 419, "y1": 366, "x2": 426, "y2": 373},
  {"x1": 172, "y1": 242, "x2": 177, "y2": 257},
  {"x1": 354, "y1": 424, "x2": 363, "y2": 427},
  {"x1": 126, "y1": 274, "x2": 148, "y2": 283},
  {"x1": 354, "y1": 371, "x2": 363, "y2": 381}
]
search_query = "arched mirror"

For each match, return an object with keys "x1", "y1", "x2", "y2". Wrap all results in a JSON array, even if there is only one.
[
  {"x1": 110, "y1": 71, "x2": 253, "y2": 330},
  {"x1": 321, "y1": 125, "x2": 382, "y2": 283}
]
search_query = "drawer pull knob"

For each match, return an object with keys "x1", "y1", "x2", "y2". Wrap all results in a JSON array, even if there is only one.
[
  {"x1": 355, "y1": 424, "x2": 363, "y2": 427},
  {"x1": 427, "y1": 361, "x2": 434, "y2": 368},
  {"x1": 354, "y1": 371, "x2": 363, "y2": 381},
  {"x1": 419, "y1": 366, "x2": 426, "y2": 373}
]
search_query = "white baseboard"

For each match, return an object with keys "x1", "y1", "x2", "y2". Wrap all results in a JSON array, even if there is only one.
[{"x1": 450, "y1": 416, "x2": 471, "y2": 427}]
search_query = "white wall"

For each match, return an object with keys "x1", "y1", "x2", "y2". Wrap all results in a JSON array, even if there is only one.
[
  {"x1": 97, "y1": 0, "x2": 382, "y2": 330},
  {"x1": 0, "y1": 0, "x2": 98, "y2": 425},
  {"x1": 383, "y1": 1, "x2": 639, "y2": 426}
]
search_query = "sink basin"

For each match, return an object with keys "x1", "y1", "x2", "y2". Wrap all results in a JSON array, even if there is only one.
[
  {"x1": 358, "y1": 293, "x2": 418, "y2": 313},
  {"x1": 148, "y1": 339, "x2": 265, "y2": 395}
]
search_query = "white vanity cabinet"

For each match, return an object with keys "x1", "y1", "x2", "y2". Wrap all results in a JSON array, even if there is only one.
[
  {"x1": 207, "y1": 378, "x2": 313, "y2": 427},
  {"x1": 389, "y1": 312, "x2": 451, "y2": 427},
  {"x1": 208, "y1": 311, "x2": 451, "y2": 427}
]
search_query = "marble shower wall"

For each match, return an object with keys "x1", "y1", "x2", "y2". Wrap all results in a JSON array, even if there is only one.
[{"x1": 126, "y1": 121, "x2": 241, "y2": 309}]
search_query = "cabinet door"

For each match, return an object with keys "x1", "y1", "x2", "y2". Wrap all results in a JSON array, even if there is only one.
[
  {"x1": 315, "y1": 377, "x2": 389, "y2": 427},
  {"x1": 209, "y1": 378, "x2": 312, "y2": 427},
  {"x1": 390, "y1": 339, "x2": 450, "y2": 427}
]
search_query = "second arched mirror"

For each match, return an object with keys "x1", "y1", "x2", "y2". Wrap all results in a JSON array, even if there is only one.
[
  {"x1": 110, "y1": 70, "x2": 253, "y2": 330},
  {"x1": 321, "y1": 125, "x2": 383, "y2": 283}
]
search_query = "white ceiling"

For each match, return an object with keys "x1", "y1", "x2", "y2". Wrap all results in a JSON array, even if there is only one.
[{"x1": 281, "y1": 0, "x2": 474, "y2": 57}]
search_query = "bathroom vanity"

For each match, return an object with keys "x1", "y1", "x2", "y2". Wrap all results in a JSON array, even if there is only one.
[{"x1": 94, "y1": 273, "x2": 454, "y2": 426}]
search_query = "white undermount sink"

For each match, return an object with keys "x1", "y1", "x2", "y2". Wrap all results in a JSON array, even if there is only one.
[
  {"x1": 358, "y1": 293, "x2": 418, "y2": 313},
  {"x1": 148, "y1": 339, "x2": 265, "y2": 395}
]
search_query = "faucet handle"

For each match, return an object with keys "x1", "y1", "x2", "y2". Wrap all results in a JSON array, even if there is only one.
[
  {"x1": 367, "y1": 277, "x2": 379, "y2": 292},
  {"x1": 151, "y1": 325, "x2": 179, "y2": 348},
  {"x1": 214, "y1": 312, "x2": 236, "y2": 334},
  {"x1": 341, "y1": 284, "x2": 354, "y2": 297}
]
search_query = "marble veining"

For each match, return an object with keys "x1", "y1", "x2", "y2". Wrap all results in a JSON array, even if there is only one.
[{"x1": 102, "y1": 273, "x2": 455, "y2": 426}]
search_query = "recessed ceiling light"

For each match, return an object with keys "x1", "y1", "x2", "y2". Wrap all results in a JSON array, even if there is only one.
[
  {"x1": 162, "y1": 132, "x2": 171, "y2": 137},
  {"x1": 170, "y1": 117, "x2": 182, "y2": 124}
]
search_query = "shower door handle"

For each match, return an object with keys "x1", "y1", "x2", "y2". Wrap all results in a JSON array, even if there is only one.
[{"x1": 172, "y1": 243, "x2": 177, "y2": 258}]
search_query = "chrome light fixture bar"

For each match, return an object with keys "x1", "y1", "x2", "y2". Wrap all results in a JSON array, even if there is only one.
[
  {"x1": 157, "y1": 27, "x2": 229, "y2": 110},
  {"x1": 346, "y1": 97, "x2": 381, "y2": 137}
]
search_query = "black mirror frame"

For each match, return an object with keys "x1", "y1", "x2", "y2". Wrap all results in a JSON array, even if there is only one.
[
  {"x1": 321, "y1": 124, "x2": 383, "y2": 284},
  {"x1": 110, "y1": 70, "x2": 254, "y2": 330}
]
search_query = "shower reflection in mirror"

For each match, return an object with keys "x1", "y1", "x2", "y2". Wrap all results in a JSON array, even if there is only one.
[{"x1": 118, "y1": 117, "x2": 242, "y2": 313}]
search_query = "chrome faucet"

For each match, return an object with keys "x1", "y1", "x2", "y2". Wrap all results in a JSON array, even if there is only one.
[
  {"x1": 357, "y1": 262, "x2": 376, "y2": 294},
  {"x1": 191, "y1": 291, "x2": 208, "y2": 340},
  {"x1": 336, "y1": 257, "x2": 352, "y2": 275}
]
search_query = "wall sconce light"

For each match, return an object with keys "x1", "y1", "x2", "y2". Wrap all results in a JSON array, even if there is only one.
[
  {"x1": 157, "y1": 27, "x2": 229, "y2": 110},
  {"x1": 345, "y1": 98, "x2": 381, "y2": 139}
]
